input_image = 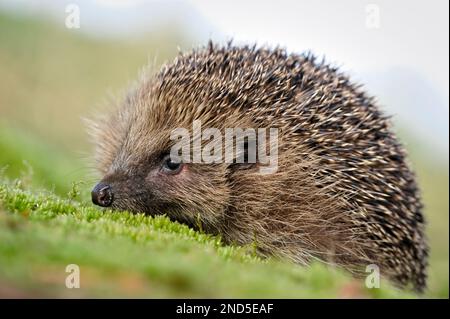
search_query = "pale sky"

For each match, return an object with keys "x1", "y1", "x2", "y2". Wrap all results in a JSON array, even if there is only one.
[{"x1": 188, "y1": 0, "x2": 449, "y2": 106}]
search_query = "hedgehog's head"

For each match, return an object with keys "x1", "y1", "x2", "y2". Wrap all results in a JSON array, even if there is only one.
[
  {"x1": 87, "y1": 76, "x2": 267, "y2": 230},
  {"x1": 89, "y1": 112, "x2": 234, "y2": 230}
]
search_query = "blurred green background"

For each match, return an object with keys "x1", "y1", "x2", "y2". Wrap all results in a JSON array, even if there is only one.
[{"x1": 0, "y1": 2, "x2": 448, "y2": 298}]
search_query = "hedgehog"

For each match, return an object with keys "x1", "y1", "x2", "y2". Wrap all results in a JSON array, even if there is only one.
[{"x1": 89, "y1": 42, "x2": 428, "y2": 292}]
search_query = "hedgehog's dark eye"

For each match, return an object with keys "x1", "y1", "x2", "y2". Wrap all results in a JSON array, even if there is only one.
[{"x1": 161, "y1": 155, "x2": 183, "y2": 174}]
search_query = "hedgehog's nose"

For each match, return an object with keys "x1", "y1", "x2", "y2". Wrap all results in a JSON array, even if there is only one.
[{"x1": 91, "y1": 183, "x2": 114, "y2": 207}]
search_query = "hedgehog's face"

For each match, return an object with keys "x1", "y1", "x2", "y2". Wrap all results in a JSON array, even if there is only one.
[{"x1": 91, "y1": 123, "x2": 231, "y2": 229}]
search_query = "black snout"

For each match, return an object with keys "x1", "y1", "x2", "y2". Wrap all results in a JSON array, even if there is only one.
[{"x1": 91, "y1": 183, "x2": 114, "y2": 207}]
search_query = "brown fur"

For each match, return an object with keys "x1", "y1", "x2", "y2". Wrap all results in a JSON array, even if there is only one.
[{"x1": 89, "y1": 42, "x2": 428, "y2": 291}]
